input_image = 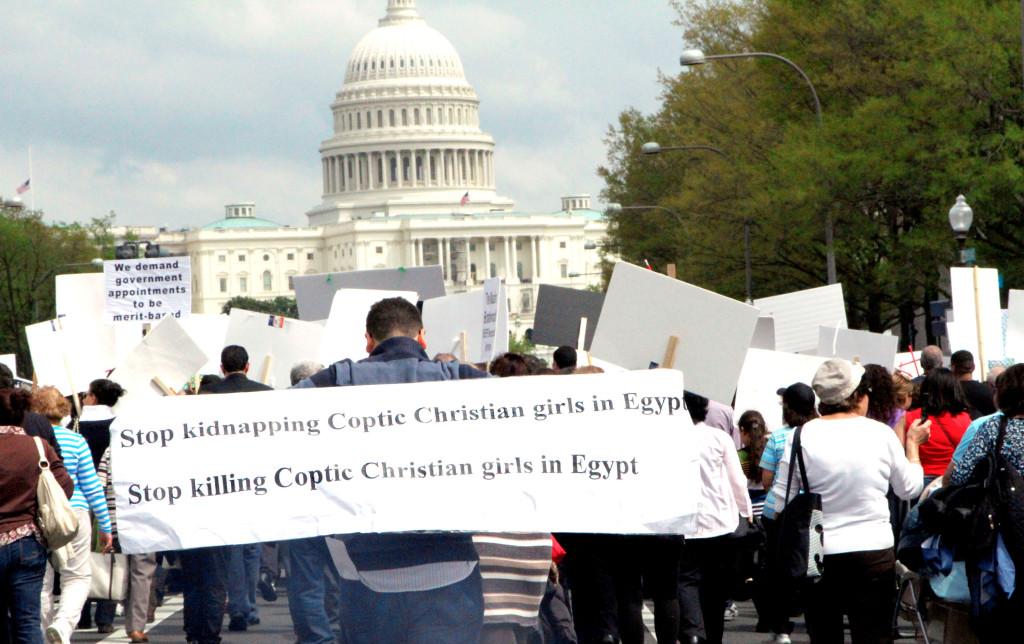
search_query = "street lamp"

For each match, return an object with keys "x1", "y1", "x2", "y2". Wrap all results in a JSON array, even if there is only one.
[
  {"x1": 679, "y1": 47, "x2": 836, "y2": 285},
  {"x1": 641, "y1": 141, "x2": 729, "y2": 159},
  {"x1": 948, "y1": 194, "x2": 974, "y2": 266}
]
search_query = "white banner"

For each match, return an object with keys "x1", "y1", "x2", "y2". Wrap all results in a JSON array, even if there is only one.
[
  {"x1": 104, "y1": 257, "x2": 192, "y2": 324},
  {"x1": 111, "y1": 370, "x2": 699, "y2": 553}
]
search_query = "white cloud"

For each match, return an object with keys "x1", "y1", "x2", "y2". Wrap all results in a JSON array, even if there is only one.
[{"x1": 0, "y1": 0, "x2": 680, "y2": 225}]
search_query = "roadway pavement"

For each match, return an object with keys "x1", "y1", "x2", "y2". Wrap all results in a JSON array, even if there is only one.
[{"x1": 68, "y1": 591, "x2": 937, "y2": 643}]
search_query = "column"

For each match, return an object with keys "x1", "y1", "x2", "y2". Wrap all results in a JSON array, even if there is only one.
[
  {"x1": 396, "y1": 151, "x2": 404, "y2": 188},
  {"x1": 532, "y1": 236, "x2": 539, "y2": 280},
  {"x1": 322, "y1": 160, "x2": 328, "y2": 194},
  {"x1": 510, "y1": 235, "x2": 519, "y2": 284},
  {"x1": 381, "y1": 152, "x2": 389, "y2": 189},
  {"x1": 464, "y1": 237, "x2": 471, "y2": 284},
  {"x1": 473, "y1": 150, "x2": 480, "y2": 185},
  {"x1": 483, "y1": 236, "x2": 491, "y2": 279},
  {"x1": 415, "y1": 239, "x2": 422, "y2": 266},
  {"x1": 442, "y1": 238, "x2": 451, "y2": 282},
  {"x1": 426, "y1": 149, "x2": 434, "y2": 187},
  {"x1": 503, "y1": 236, "x2": 511, "y2": 282}
]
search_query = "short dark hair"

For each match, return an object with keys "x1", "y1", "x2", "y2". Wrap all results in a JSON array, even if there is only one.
[
  {"x1": 366, "y1": 298, "x2": 422, "y2": 342},
  {"x1": 489, "y1": 353, "x2": 530, "y2": 378},
  {"x1": 88, "y1": 379, "x2": 126, "y2": 407},
  {"x1": 950, "y1": 350, "x2": 975, "y2": 377},
  {"x1": 782, "y1": 402, "x2": 819, "y2": 428},
  {"x1": 863, "y1": 364, "x2": 897, "y2": 424},
  {"x1": 198, "y1": 374, "x2": 223, "y2": 393},
  {"x1": 996, "y1": 364, "x2": 1024, "y2": 417},
  {"x1": 919, "y1": 368, "x2": 967, "y2": 417},
  {"x1": 552, "y1": 346, "x2": 577, "y2": 370},
  {"x1": 221, "y1": 345, "x2": 249, "y2": 373},
  {"x1": 523, "y1": 354, "x2": 548, "y2": 375},
  {"x1": 0, "y1": 388, "x2": 32, "y2": 426},
  {"x1": 0, "y1": 364, "x2": 12, "y2": 389},
  {"x1": 684, "y1": 391, "x2": 709, "y2": 424}
]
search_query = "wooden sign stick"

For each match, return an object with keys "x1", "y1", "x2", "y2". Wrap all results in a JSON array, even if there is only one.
[
  {"x1": 459, "y1": 331, "x2": 469, "y2": 363},
  {"x1": 973, "y1": 266, "x2": 987, "y2": 380},
  {"x1": 661, "y1": 335, "x2": 680, "y2": 370},
  {"x1": 259, "y1": 355, "x2": 274, "y2": 386},
  {"x1": 151, "y1": 377, "x2": 175, "y2": 396},
  {"x1": 666, "y1": 264, "x2": 677, "y2": 279}
]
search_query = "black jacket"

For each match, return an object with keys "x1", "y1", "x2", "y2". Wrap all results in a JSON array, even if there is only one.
[
  {"x1": 22, "y1": 412, "x2": 61, "y2": 458},
  {"x1": 200, "y1": 372, "x2": 273, "y2": 395}
]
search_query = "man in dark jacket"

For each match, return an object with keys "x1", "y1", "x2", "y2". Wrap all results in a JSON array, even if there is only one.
[
  {"x1": 180, "y1": 346, "x2": 272, "y2": 644},
  {"x1": 294, "y1": 297, "x2": 487, "y2": 644},
  {"x1": 951, "y1": 350, "x2": 997, "y2": 419}
]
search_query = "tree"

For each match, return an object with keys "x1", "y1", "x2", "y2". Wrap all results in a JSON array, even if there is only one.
[
  {"x1": 221, "y1": 296, "x2": 299, "y2": 318},
  {"x1": 0, "y1": 206, "x2": 100, "y2": 377},
  {"x1": 601, "y1": 0, "x2": 1024, "y2": 347}
]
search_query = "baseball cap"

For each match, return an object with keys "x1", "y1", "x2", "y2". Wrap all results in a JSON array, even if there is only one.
[
  {"x1": 776, "y1": 383, "x2": 816, "y2": 415},
  {"x1": 812, "y1": 359, "x2": 866, "y2": 404}
]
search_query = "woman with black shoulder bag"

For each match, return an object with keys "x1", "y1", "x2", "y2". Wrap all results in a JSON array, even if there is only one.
[{"x1": 771, "y1": 359, "x2": 929, "y2": 643}]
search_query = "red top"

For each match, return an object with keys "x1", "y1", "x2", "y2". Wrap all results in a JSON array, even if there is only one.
[{"x1": 905, "y1": 408, "x2": 971, "y2": 476}]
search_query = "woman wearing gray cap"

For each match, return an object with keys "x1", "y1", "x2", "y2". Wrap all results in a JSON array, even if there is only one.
[{"x1": 770, "y1": 359, "x2": 930, "y2": 643}]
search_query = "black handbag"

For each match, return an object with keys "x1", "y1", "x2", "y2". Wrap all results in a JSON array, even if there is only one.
[{"x1": 775, "y1": 425, "x2": 824, "y2": 581}]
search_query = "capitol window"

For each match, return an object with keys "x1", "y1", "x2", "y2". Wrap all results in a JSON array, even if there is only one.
[
  {"x1": 239, "y1": 276, "x2": 247, "y2": 292},
  {"x1": 263, "y1": 271, "x2": 273, "y2": 291},
  {"x1": 287, "y1": 253, "x2": 294, "y2": 261},
  {"x1": 219, "y1": 278, "x2": 227, "y2": 293},
  {"x1": 218, "y1": 255, "x2": 225, "y2": 262},
  {"x1": 376, "y1": 246, "x2": 383, "y2": 254},
  {"x1": 402, "y1": 109, "x2": 408, "y2": 126},
  {"x1": 307, "y1": 252, "x2": 314, "y2": 260},
  {"x1": 389, "y1": 110, "x2": 395, "y2": 127},
  {"x1": 426, "y1": 108, "x2": 432, "y2": 124},
  {"x1": 377, "y1": 110, "x2": 383, "y2": 127},
  {"x1": 263, "y1": 254, "x2": 270, "y2": 261},
  {"x1": 238, "y1": 254, "x2": 246, "y2": 261},
  {"x1": 560, "y1": 241, "x2": 566, "y2": 249},
  {"x1": 414, "y1": 108, "x2": 420, "y2": 125}
]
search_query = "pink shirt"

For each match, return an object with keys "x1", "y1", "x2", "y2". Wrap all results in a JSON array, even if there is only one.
[{"x1": 690, "y1": 422, "x2": 754, "y2": 539}]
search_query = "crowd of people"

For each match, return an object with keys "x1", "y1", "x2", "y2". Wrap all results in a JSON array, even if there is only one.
[{"x1": 1, "y1": 295, "x2": 1020, "y2": 644}]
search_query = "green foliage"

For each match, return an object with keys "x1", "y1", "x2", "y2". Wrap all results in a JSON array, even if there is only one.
[
  {"x1": 221, "y1": 296, "x2": 298, "y2": 318},
  {"x1": 0, "y1": 206, "x2": 101, "y2": 377},
  {"x1": 508, "y1": 332, "x2": 536, "y2": 356},
  {"x1": 602, "y1": 0, "x2": 1024, "y2": 341}
]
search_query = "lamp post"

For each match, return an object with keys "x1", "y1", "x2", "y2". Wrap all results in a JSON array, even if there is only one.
[
  {"x1": 641, "y1": 142, "x2": 729, "y2": 158},
  {"x1": 948, "y1": 195, "x2": 974, "y2": 266},
  {"x1": 679, "y1": 48, "x2": 835, "y2": 285}
]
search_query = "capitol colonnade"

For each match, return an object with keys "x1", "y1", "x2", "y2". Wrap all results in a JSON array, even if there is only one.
[{"x1": 321, "y1": 148, "x2": 494, "y2": 195}]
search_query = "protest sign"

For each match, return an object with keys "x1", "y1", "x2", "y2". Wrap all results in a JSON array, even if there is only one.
[
  {"x1": 751, "y1": 316, "x2": 776, "y2": 350},
  {"x1": 178, "y1": 314, "x2": 230, "y2": 375},
  {"x1": 111, "y1": 316, "x2": 209, "y2": 407},
  {"x1": 754, "y1": 284, "x2": 847, "y2": 353},
  {"x1": 0, "y1": 354, "x2": 15, "y2": 376},
  {"x1": 590, "y1": 262, "x2": 759, "y2": 403},
  {"x1": 950, "y1": 267, "x2": 1002, "y2": 379},
  {"x1": 532, "y1": 285, "x2": 605, "y2": 350},
  {"x1": 421, "y1": 284, "x2": 508, "y2": 363},
  {"x1": 482, "y1": 277, "x2": 501, "y2": 361},
  {"x1": 317, "y1": 289, "x2": 418, "y2": 365},
  {"x1": 104, "y1": 257, "x2": 192, "y2": 324},
  {"x1": 816, "y1": 326, "x2": 899, "y2": 370},
  {"x1": 26, "y1": 317, "x2": 129, "y2": 396},
  {"x1": 56, "y1": 273, "x2": 104, "y2": 318},
  {"x1": 735, "y1": 349, "x2": 828, "y2": 431},
  {"x1": 224, "y1": 310, "x2": 325, "y2": 388},
  {"x1": 894, "y1": 351, "x2": 923, "y2": 377},
  {"x1": 110, "y1": 369, "x2": 700, "y2": 553},
  {"x1": 1006, "y1": 290, "x2": 1024, "y2": 362},
  {"x1": 294, "y1": 267, "x2": 445, "y2": 321}
]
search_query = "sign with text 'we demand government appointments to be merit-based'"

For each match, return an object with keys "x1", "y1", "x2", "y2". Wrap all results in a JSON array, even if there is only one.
[
  {"x1": 111, "y1": 369, "x2": 700, "y2": 554},
  {"x1": 104, "y1": 257, "x2": 192, "y2": 324}
]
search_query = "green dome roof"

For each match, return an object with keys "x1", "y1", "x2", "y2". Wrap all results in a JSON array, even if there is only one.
[{"x1": 202, "y1": 216, "x2": 281, "y2": 230}]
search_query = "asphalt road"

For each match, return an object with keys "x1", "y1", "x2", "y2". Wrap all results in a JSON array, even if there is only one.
[{"x1": 67, "y1": 592, "x2": 939, "y2": 643}]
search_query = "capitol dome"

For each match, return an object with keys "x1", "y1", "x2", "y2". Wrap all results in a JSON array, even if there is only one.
[
  {"x1": 308, "y1": 0, "x2": 514, "y2": 225},
  {"x1": 344, "y1": 0, "x2": 467, "y2": 86}
]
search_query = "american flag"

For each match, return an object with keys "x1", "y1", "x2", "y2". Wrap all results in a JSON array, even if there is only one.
[
  {"x1": 15, "y1": 179, "x2": 30, "y2": 195},
  {"x1": 267, "y1": 315, "x2": 286, "y2": 329},
  {"x1": 460, "y1": 191, "x2": 470, "y2": 206}
]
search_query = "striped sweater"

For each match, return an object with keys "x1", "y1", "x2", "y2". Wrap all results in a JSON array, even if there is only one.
[
  {"x1": 473, "y1": 533, "x2": 552, "y2": 627},
  {"x1": 97, "y1": 447, "x2": 117, "y2": 539},
  {"x1": 53, "y1": 427, "x2": 112, "y2": 533}
]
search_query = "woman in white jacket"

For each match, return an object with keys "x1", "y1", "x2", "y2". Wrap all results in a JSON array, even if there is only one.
[{"x1": 771, "y1": 359, "x2": 929, "y2": 643}]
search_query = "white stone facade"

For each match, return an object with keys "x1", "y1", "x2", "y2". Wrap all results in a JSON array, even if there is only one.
[{"x1": 151, "y1": 0, "x2": 608, "y2": 330}]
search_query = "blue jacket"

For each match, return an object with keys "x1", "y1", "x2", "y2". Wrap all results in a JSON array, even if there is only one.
[{"x1": 297, "y1": 336, "x2": 488, "y2": 571}]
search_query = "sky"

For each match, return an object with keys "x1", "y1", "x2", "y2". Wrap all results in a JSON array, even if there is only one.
[{"x1": 0, "y1": 0, "x2": 682, "y2": 229}]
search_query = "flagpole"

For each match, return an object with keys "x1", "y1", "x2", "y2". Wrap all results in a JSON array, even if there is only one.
[{"x1": 28, "y1": 146, "x2": 34, "y2": 211}]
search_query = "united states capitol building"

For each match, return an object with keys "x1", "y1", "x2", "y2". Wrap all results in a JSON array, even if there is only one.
[{"x1": 143, "y1": 0, "x2": 607, "y2": 327}]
